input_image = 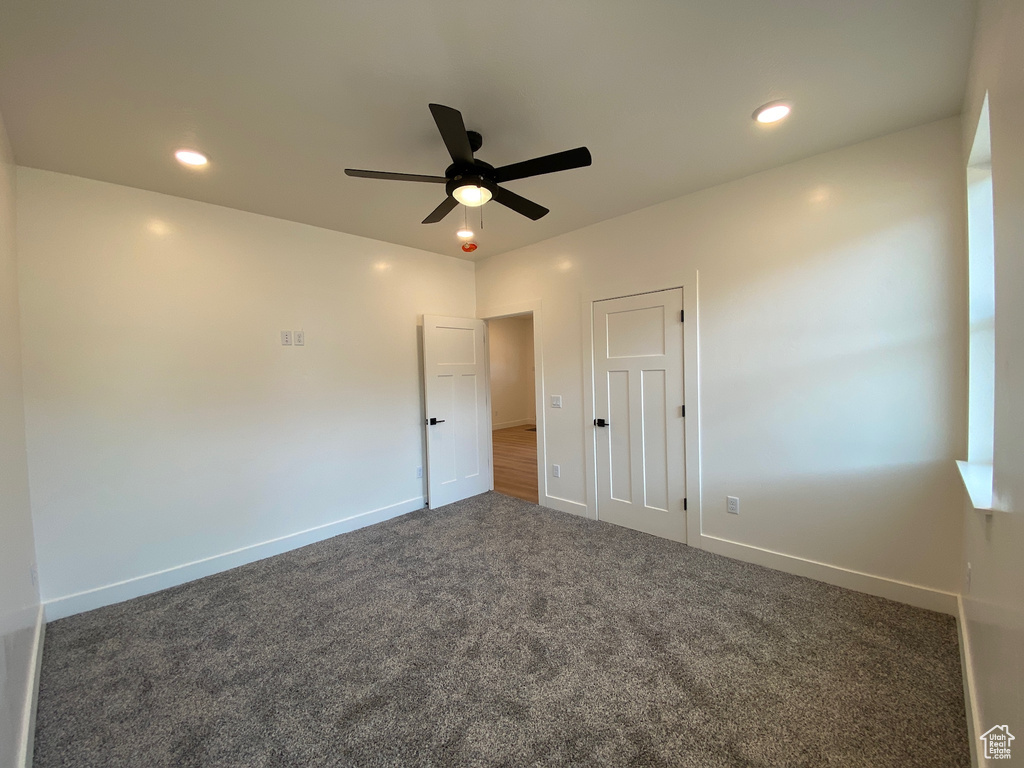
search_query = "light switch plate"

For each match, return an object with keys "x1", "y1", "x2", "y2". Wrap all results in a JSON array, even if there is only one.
[
  {"x1": 281, "y1": 330, "x2": 292, "y2": 346},
  {"x1": 551, "y1": 395, "x2": 562, "y2": 408}
]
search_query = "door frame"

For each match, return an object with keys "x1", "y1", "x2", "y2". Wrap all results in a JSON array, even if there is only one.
[
  {"x1": 581, "y1": 271, "x2": 702, "y2": 545},
  {"x1": 478, "y1": 299, "x2": 545, "y2": 506}
]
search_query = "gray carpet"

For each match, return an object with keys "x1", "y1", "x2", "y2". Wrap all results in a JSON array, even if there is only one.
[{"x1": 34, "y1": 492, "x2": 969, "y2": 767}]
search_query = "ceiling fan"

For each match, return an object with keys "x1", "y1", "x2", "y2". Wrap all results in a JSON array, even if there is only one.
[{"x1": 345, "y1": 104, "x2": 592, "y2": 224}]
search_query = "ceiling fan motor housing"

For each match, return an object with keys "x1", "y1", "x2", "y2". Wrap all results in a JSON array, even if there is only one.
[{"x1": 446, "y1": 173, "x2": 497, "y2": 200}]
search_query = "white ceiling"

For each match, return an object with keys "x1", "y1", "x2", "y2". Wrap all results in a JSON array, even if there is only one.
[{"x1": 0, "y1": 0, "x2": 976, "y2": 260}]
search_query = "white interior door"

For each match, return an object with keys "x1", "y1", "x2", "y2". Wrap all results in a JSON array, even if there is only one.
[
  {"x1": 593, "y1": 289, "x2": 686, "y2": 542},
  {"x1": 422, "y1": 315, "x2": 491, "y2": 508}
]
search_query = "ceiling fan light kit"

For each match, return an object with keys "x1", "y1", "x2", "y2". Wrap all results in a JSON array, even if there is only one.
[
  {"x1": 345, "y1": 103, "x2": 592, "y2": 225},
  {"x1": 451, "y1": 177, "x2": 494, "y2": 207}
]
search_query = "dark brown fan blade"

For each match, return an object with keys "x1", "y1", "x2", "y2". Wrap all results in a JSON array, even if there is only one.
[
  {"x1": 428, "y1": 104, "x2": 475, "y2": 165},
  {"x1": 345, "y1": 169, "x2": 447, "y2": 183},
  {"x1": 493, "y1": 147, "x2": 592, "y2": 183},
  {"x1": 492, "y1": 186, "x2": 549, "y2": 220},
  {"x1": 422, "y1": 196, "x2": 459, "y2": 224}
]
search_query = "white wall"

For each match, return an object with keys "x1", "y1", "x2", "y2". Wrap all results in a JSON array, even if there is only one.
[
  {"x1": 476, "y1": 118, "x2": 967, "y2": 607},
  {"x1": 488, "y1": 314, "x2": 535, "y2": 429},
  {"x1": 959, "y1": 0, "x2": 1024, "y2": 753},
  {"x1": 16, "y1": 169, "x2": 475, "y2": 617},
  {"x1": 0, "y1": 112, "x2": 41, "y2": 768}
]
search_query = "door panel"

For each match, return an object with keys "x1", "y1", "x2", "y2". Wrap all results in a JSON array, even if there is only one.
[
  {"x1": 607, "y1": 305, "x2": 666, "y2": 358},
  {"x1": 594, "y1": 289, "x2": 685, "y2": 542},
  {"x1": 433, "y1": 374, "x2": 457, "y2": 484},
  {"x1": 641, "y1": 369, "x2": 669, "y2": 512},
  {"x1": 435, "y1": 325, "x2": 477, "y2": 364},
  {"x1": 423, "y1": 316, "x2": 491, "y2": 508},
  {"x1": 455, "y1": 372, "x2": 483, "y2": 478},
  {"x1": 608, "y1": 369, "x2": 633, "y2": 502}
]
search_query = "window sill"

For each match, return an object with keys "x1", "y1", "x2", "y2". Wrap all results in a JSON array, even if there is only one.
[{"x1": 956, "y1": 460, "x2": 994, "y2": 512}]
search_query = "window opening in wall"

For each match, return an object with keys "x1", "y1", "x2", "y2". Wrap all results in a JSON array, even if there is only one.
[{"x1": 966, "y1": 94, "x2": 994, "y2": 467}]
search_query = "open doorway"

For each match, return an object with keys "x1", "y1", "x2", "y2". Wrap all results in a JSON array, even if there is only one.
[{"x1": 487, "y1": 313, "x2": 539, "y2": 503}]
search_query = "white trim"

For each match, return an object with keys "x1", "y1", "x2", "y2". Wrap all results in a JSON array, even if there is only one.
[
  {"x1": 492, "y1": 418, "x2": 536, "y2": 430},
  {"x1": 581, "y1": 272, "x2": 703, "y2": 545},
  {"x1": 682, "y1": 277, "x2": 703, "y2": 545},
  {"x1": 43, "y1": 497, "x2": 425, "y2": 620},
  {"x1": 482, "y1": 319, "x2": 495, "y2": 493},
  {"x1": 582, "y1": 293, "x2": 599, "y2": 519},
  {"x1": 477, "y1": 299, "x2": 545, "y2": 509},
  {"x1": 700, "y1": 534, "x2": 957, "y2": 615},
  {"x1": 17, "y1": 605, "x2": 45, "y2": 768},
  {"x1": 542, "y1": 494, "x2": 590, "y2": 517},
  {"x1": 958, "y1": 595, "x2": 982, "y2": 767}
]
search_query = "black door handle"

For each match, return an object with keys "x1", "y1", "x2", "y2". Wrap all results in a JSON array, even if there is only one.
[
  {"x1": 427, "y1": 418, "x2": 446, "y2": 425},
  {"x1": 594, "y1": 418, "x2": 609, "y2": 427}
]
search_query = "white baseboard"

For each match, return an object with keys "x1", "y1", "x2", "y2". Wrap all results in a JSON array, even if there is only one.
[
  {"x1": 699, "y1": 535, "x2": 957, "y2": 615},
  {"x1": 43, "y1": 497, "x2": 425, "y2": 621},
  {"x1": 958, "y1": 595, "x2": 981, "y2": 767},
  {"x1": 542, "y1": 494, "x2": 591, "y2": 518},
  {"x1": 17, "y1": 605, "x2": 45, "y2": 768},
  {"x1": 492, "y1": 419, "x2": 536, "y2": 430}
]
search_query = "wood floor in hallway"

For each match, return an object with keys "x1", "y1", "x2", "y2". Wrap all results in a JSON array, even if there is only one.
[{"x1": 492, "y1": 425, "x2": 538, "y2": 504}]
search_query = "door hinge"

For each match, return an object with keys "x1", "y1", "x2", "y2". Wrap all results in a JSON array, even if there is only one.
[
  {"x1": 683, "y1": 497, "x2": 688, "y2": 511},
  {"x1": 680, "y1": 310, "x2": 685, "y2": 323},
  {"x1": 680, "y1": 405, "x2": 685, "y2": 418}
]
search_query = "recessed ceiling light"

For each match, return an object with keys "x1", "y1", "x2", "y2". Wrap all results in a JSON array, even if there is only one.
[
  {"x1": 457, "y1": 228, "x2": 474, "y2": 239},
  {"x1": 175, "y1": 149, "x2": 208, "y2": 167},
  {"x1": 753, "y1": 102, "x2": 791, "y2": 124}
]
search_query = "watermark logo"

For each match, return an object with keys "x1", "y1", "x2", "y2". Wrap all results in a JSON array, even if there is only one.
[{"x1": 980, "y1": 725, "x2": 1014, "y2": 760}]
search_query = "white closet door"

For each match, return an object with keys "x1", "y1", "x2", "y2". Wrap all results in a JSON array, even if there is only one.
[
  {"x1": 593, "y1": 289, "x2": 686, "y2": 542},
  {"x1": 422, "y1": 315, "x2": 491, "y2": 508}
]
